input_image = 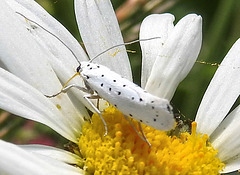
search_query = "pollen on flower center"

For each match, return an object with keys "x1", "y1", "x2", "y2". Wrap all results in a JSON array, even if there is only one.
[{"x1": 78, "y1": 106, "x2": 224, "y2": 174}]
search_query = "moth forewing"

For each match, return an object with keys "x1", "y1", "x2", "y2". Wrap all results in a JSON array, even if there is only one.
[{"x1": 79, "y1": 61, "x2": 175, "y2": 131}]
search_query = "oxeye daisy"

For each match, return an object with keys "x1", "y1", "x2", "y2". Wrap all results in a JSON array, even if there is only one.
[{"x1": 0, "y1": 0, "x2": 238, "y2": 174}]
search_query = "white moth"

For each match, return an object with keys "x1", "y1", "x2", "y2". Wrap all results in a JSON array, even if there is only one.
[{"x1": 77, "y1": 61, "x2": 175, "y2": 131}]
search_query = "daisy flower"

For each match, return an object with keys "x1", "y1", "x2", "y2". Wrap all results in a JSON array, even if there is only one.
[{"x1": 0, "y1": 0, "x2": 238, "y2": 174}]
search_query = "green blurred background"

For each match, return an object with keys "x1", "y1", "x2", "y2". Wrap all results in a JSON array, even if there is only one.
[{"x1": 1, "y1": 1, "x2": 240, "y2": 173}]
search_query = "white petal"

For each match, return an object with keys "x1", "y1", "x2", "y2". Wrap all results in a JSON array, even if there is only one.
[
  {"x1": 140, "y1": 14, "x2": 175, "y2": 88},
  {"x1": 0, "y1": 1, "x2": 58, "y2": 94},
  {"x1": 210, "y1": 105, "x2": 240, "y2": 162},
  {"x1": 0, "y1": 68, "x2": 82, "y2": 143},
  {"x1": 0, "y1": 140, "x2": 83, "y2": 175},
  {"x1": 74, "y1": 0, "x2": 132, "y2": 80},
  {"x1": 196, "y1": 39, "x2": 240, "y2": 136},
  {"x1": 6, "y1": 0, "x2": 88, "y2": 62},
  {"x1": 1, "y1": 0, "x2": 90, "y2": 117},
  {"x1": 144, "y1": 14, "x2": 202, "y2": 100},
  {"x1": 20, "y1": 144, "x2": 81, "y2": 165},
  {"x1": 220, "y1": 156, "x2": 240, "y2": 173}
]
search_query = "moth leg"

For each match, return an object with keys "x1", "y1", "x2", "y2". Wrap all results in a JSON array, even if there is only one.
[
  {"x1": 124, "y1": 116, "x2": 151, "y2": 147},
  {"x1": 138, "y1": 122, "x2": 151, "y2": 147},
  {"x1": 45, "y1": 84, "x2": 92, "y2": 98},
  {"x1": 84, "y1": 94, "x2": 108, "y2": 137},
  {"x1": 97, "y1": 98, "x2": 100, "y2": 109}
]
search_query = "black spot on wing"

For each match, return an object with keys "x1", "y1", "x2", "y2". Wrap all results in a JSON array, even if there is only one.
[{"x1": 167, "y1": 105, "x2": 171, "y2": 112}]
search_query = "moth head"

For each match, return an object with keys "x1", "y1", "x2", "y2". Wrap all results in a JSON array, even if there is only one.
[{"x1": 76, "y1": 64, "x2": 81, "y2": 73}]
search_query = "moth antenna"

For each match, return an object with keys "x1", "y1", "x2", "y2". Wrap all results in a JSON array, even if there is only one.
[
  {"x1": 89, "y1": 37, "x2": 161, "y2": 63},
  {"x1": 15, "y1": 11, "x2": 81, "y2": 66},
  {"x1": 16, "y1": 11, "x2": 161, "y2": 66}
]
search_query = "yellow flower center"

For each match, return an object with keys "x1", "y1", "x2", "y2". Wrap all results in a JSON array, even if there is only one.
[{"x1": 78, "y1": 106, "x2": 224, "y2": 174}]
